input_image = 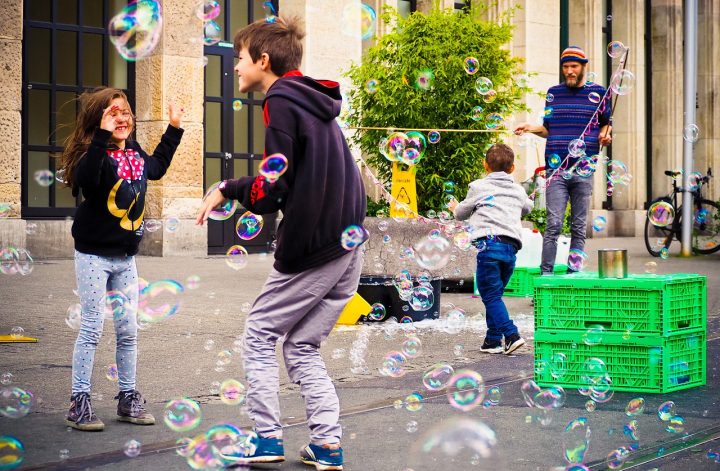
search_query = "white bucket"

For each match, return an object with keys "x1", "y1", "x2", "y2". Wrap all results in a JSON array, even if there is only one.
[{"x1": 515, "y1": 228, "x2": 571, "y2": 268}]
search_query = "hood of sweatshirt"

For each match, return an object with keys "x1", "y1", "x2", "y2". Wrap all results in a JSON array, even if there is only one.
[{"x1": 264, "y1": 74, "x2": 342, "y2": 122}]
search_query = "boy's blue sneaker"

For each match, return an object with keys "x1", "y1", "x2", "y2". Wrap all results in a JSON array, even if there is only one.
[
  {"x1": 299, "y1": 443, "x2": 343, "y2": 470},
  {"x1": 224, "y1": 436, "x2": 285, "y2": 466}
]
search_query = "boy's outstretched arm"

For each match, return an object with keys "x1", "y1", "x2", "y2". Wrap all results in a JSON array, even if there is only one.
[{"x1": 196, "y1": 126, "x2": 293, "y2": 225}]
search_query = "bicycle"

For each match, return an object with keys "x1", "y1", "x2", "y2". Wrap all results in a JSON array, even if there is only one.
[{"x1": 644, "y1": 168, "x2": 720, "y2": 257}]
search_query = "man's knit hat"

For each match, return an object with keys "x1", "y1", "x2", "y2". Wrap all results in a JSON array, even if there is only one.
[{"x1": 560, "y1": 46, "x2": 588, "y2": 64}]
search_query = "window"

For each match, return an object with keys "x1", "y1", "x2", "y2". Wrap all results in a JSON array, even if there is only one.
[{"x1": 22, "y1": 0, "x2": 134, "y2": 218}]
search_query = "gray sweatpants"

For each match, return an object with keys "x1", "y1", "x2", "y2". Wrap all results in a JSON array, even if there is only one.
[{"x1": 243, "y1": 249, "x2": 363, "y2": 445}]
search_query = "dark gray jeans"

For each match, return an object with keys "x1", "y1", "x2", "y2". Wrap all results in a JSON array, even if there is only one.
[{"x1": 541, "y1": 173, "x2": 593, "y2": 273}]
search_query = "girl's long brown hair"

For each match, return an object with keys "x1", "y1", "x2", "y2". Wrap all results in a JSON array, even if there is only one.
[{"x1": 59, "y1": 87, "x2": 133, "y2": 189}]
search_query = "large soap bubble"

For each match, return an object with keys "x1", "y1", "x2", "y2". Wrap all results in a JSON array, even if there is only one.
[{"x1": 108, "y1": 0, "x2": 163, "y2": 62}]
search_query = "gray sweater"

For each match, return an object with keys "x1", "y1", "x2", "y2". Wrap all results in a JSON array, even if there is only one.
[{"x1": 453, "y1": 172, "x2": 533, "y2": 247}]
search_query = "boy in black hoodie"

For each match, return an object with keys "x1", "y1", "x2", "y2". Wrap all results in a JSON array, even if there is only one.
[{"x1": 197, "y1": 16, "x2": 365, "y2": 471}]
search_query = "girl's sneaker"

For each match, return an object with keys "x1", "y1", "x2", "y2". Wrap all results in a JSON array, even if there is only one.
[
  {"x1": 66, "y1": 392, "x2": 105, "y2": 431},
  {"x1": 116, "y1": 390, "x2": 155, "y2": 425},
  {"x1": 300, "y1": 443, "x2": 343, "y2": 470}
]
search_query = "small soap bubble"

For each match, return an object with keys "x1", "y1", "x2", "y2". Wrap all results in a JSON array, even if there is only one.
[
  {"x1": 340, "y1": 225, "x2": 368, "y2": 250},
  {"x1": 219, "y1": 379, "x2": 246, "y2": 406},
  {"x1": 625, "y1": 397, "x2": 645, "y2": 416},
  {"x1": 475, "y1": 77, "x2": 493, "y2": 95},
  {"x1": 592, "y1": 216, "x2": 607, "y2": 232},
  {"x1": 106, "y1": 364, "x2": 119, "y2": 382},
  {"x1": 585, "y1": 400, "x2": 597, "y2": 412},
  {"x1": 124, "y1": 439, "x2": 142, "y2": 458},
  {"x1": 406, "y1": 420, "x2": 418, "y2": 433},
  {"x1": 463, "y1": 57, "x2": 479, "y2": 75},
  {"x1": 658, "y1": 401, "x2": 675, "y2": 421}
]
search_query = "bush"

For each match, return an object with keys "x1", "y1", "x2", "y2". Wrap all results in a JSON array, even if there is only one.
[
  {"x1": 522, "y1": 207, "x2": 572, "y2": 235},
  {"x1": 345, "y1": 3, "x2": 531, "y2": 213}
]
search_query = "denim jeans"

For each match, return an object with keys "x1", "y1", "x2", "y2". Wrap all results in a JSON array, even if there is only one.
[
  {"x1": 475, "y1": 241, "x2": 519, "y2": 342},
  {"x1": 541, "y1": 173, "x2": 593, "y2": 273},
  {"x1": 72, "y1": 251, "x2": 138, "y2": 394}
]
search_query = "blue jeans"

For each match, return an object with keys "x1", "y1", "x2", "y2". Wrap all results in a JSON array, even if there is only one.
[
  {"x1": 475, "y1": 241, "x2": 519, "y2": 342},
  {"x1": 72, "y1": 251, "x2": 139, "y2": 394},
  {"x1": 541, "y1": 172, "x2": 593, "y2": 273}
]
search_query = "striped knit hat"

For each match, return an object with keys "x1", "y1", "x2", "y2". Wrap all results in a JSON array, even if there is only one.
[{"x1": 560, "y1": 46, "x2": 588, "y2": 64}]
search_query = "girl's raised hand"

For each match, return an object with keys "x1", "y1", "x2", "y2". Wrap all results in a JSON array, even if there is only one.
[
  {"x1": 168, "y1": 101, "x2": 185, "y2": 129},
  {"x1": 101, "y1": 105, "x2": 119, "y2": 132}
]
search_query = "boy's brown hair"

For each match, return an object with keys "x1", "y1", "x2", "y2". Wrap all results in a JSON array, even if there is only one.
[
  {"x1": 485, "y1": 143, "x2": 515, "y2": 173},
  {"x1": 233, "y1": 16, "x2": 305, "y2": 77}
]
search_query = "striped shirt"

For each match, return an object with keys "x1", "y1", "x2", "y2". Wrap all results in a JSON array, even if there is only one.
[{"x1": 542, "y1": 82, "x2": 612, "y2": 168}]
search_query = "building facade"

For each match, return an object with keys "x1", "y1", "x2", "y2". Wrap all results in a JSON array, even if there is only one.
[{"x1": 0, "y1": 0, "x2": 718, "y2": 258}]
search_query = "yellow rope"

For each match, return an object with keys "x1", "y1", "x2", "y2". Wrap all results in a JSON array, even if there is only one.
[{"x1": 348, "y1": 126, "x2": 512, "y2": 133}]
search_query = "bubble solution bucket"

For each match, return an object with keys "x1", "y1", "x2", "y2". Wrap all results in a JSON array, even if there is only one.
[
  {"x1": 598, "y1": 249, "x2": 628, "y2": 278},
  {"x1": 356, "y1": 276, "x2": 441, "y2": 323}
]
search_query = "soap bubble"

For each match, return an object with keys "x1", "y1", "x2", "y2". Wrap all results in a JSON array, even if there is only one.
[
  {"x1": 341, "y1": 225, "x2": 368, "y2": 250},
  {"x1": 368, "y1": 303, "x2": 386, "y2": 321},
  {"x1": 463, "y1": 57, "x2": 479, "y2": 75},
  {"x1": 422, "y1": 362, "x2": 454, "y2": 391},
  {"x1": 203, "y1": 20, "x2": 222, "y2": 46},
  {"x1": 225, "y1": 245, "x2": 248, "y2": 270},
  {"x1": 563, "y1": 417, "x2": 591, "y2": 464},
  {"x1": 475, "y1": 77, "x2": 493, "y2": 95},
  {"x1": 33, "y1": 170, "x2": 54, "y2": 187},
  {"x1": 236, "y1": 211, "x2": 264, "y2": 240},
  {"x1": 657, "y1": 401, "x2": 675, "y2": 421},
  {"x1": 219, "y1": 379, "x2": 245, "y2": 406},
  {"x1": 203, "y1": 182, "x2": 238, "y2": 221},
  {"x1": 648, "y1": 201, "x2": 674, "y2": 227},
  {"x1": 0, "y1": 436, "x2": 24, "y2": 469},
  {"x1": 592, "y1": 216, "x2": 607, "y2": 232},
  {"x1": 108, "y1": 0, "x2": 163, "y2": 61},
  {"x1": 683, "y1": 124, "x2": 700, "y2": 143},
  {"x1": 607, "y1": 40, "x2": 627, "y2": 58},
  {"x1": 625, "y1": 397, "x2": 645, "y2": 416},
  {"x1": 164, "y1": 398, "x2": 202, "y2": 432},
  {"x1": 258, "y1": 153, "x2": 288, "y2": 182},
  {"x1": 567, "y1": 249, "x2": 588, "y2": 272},
  {"x1": 610, "y1": 70, "x2": 635, "y2": 95},
  {"x1": 413, "y1": 234, "x2": 451, "y2": 270},
  {"x1": 446, "y1": 370, "x2": 485, "y2": 412},
  {"x1": 124, "y1": 439, "x2": 142, "y2": 458},
  {"x1": 0, "y1": 387, "x2": 34, "y2": 419},
  {"x1": 195, "y1": 0, "x2": 220, "y2": 21}
]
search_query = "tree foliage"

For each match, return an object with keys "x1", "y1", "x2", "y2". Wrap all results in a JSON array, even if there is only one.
[{"x1": 345, "y1": 4, "x2": 531, "y2": 213}]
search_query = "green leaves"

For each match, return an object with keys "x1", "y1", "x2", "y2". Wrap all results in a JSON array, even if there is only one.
[{"x1": 345, "y1": 5, "x2": 531, "y2": 213}]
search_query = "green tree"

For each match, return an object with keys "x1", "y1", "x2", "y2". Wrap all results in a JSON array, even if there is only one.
[{"x1": 345, "y1": 3, "x2": 531, "y2": 213}]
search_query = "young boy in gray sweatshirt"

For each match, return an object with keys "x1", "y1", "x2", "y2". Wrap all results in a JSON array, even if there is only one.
[{"x1": 448, "y1": 143, "x2": 533, "y2": 354}]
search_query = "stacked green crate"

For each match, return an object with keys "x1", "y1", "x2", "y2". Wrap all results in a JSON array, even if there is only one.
[
  {"x1": 474, "y1": 264, "x2": 567, "y2": 297},
  {"x1": 533, "y1": 273, "x2": 707, "y2": 393}
]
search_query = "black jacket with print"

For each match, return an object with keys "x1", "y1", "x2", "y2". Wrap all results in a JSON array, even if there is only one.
[{"x1": 71, "y1": 125, "x2": 183, "y2": 256}]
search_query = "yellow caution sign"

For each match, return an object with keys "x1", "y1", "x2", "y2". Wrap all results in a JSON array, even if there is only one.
[
  {"x1": 336, "y1": 292, "x2": 372, "y2": 325},
  {"x1": 389, "y1": 162, "x2": 418, "y2": 218}
]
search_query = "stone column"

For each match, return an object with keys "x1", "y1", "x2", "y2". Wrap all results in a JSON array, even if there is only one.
[
  {"x1": 696, "y1": 0, "x2": 720, "y2": 201},
  {"x1": 603, "y1": 1, "x2": 647, "y2": 236},
  {"x1": 0, "y1": 0, "x2": 24, "y2": 249},
  {"x1": 135, "y1": 0, "x2": 206, "y2": 256},
  {"x1": 481, "y1": 1, "x2": 561, "y2": 184},
  {"x1": 650, "y1": 1, "x2": 684, "y2": 201}
]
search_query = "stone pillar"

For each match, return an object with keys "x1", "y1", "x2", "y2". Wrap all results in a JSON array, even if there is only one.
[
  {"x1": 650, "y1": 1, "x2": 684, "y2": 209},
  {"x1": 135, "y1": 0, "x2": 206, "y2": 256},
  {"x1": 603, "y1": 1, "x2": 647, "y2": 236},
  {"x1": 0, "y1": 0, "x2": 24, "y2": 248},
  {"x1": 481, "y1": 1, "x2": 561, "y2": 183},
  {"x1": 696, "y1": 0, "x2": 720, "y2": 202}
]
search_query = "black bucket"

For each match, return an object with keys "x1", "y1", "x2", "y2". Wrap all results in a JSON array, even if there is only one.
[{"x1": 356, "y1": 276, "x2": 441, "y2": 322}]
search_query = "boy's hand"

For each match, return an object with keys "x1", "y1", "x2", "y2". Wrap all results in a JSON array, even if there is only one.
[
  {"x1": 168, "y1": 101, "x2": 185, "y2": 128},
  {"x1": 447, "y1": 197, "x2": 458, "y2": 212},
  {"x1": 196, "y1": 188, "x2": 226, "y2": 226},
  {"x1": 101, "y1": 105, "x2": 119, "y2": 133}
]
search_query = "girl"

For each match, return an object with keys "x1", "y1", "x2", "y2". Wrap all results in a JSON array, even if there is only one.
[{"x1": 60, "y1": 87, "x2": 184, "y2": 431}]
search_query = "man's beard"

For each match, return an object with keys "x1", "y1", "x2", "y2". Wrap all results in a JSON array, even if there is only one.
[{"x1": 565, "y1": 70, "x2": 585, "y2": 88}]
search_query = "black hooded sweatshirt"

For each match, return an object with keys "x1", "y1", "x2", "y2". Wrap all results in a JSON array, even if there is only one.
[
  {"x1": 71, "y1": 125, "x2": 184, "y2": 256},
  {"x1": 221, "y1": 73, "x2": 366, "y2": 274}
]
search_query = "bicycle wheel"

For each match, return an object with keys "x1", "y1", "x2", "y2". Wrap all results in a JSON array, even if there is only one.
[
  {"x1": 644, "y1": 198, "x2": 677, "y2": 257},
  {"x1": 692, "y1": 199, "x2": 720, "y2": 254}
]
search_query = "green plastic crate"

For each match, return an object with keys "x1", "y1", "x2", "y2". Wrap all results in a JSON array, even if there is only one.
[
  {"x1": 474, "y1": 264, "x2": 567, "y2": 297},
  {"x1": 533, "y1": 273, "x2": 706, "y2": 335},
  {"x1": 534, "y1": 329, "x2": 706, "y2": 393}
]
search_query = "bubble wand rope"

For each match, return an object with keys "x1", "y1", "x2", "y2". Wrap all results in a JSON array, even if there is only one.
[
  {"x1": 540, "y1": 48, "x2": 630, "y2": 191},
  {"x1": 349, "y1": 126, "x2": 512, "y2": 134}
]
